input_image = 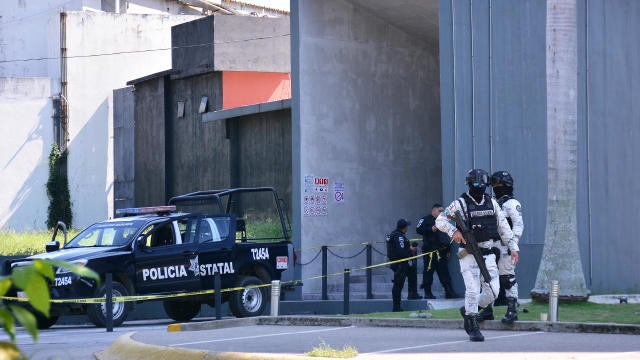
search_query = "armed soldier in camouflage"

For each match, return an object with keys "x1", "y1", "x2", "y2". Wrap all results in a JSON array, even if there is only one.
[
  {"x1": 436, "y1": 169, "x2": 514, "y2": 342},
  {"x1": 490, "y1": 170, "x2": 523, "y2": 324}
]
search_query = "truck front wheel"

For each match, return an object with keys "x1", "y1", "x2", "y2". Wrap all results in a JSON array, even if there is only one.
[
  {"x1": 87, "y1": 281, "x2": 129, "y2": 327},
  {"x1": 229, "y1": 276, "x2": 267, "y2": 318},
  {"x1": 35, "y1": 313, "x2": 58, "y2": 329},
  {"x1": 163, "y1": 300, "x2": 201, "y2": 322}
]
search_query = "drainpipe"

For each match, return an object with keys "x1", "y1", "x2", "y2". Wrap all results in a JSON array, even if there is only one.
[{"x1": 60, "y1": 12, "x2": 69, "y2": 151}]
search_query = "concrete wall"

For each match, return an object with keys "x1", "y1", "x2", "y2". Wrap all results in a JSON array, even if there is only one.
[
  {"x1": 171, "y1": 16, "x2": 215, "y2": 77},
  {"x1": 0, "y1": 78, "x2": 53, "y2": 230},
  {"x1": 171, "y1": 15, "x2": 291, "y2": 76},
  {"x1": 440, "y1": 0, "x2": 640, "y2": 294},
  {"x1": 232, "y1": 108, "x2": 292, "y2": 203},
  {"x1": 113, "y1": 86, "x2": 135, "y2": 210},
  {"x1": 439, "y1": 0, "x2": 547, "y2": 296},
  {"x1": 580, "y1": 0, "x2": 640, "y2": 293},
  {"x1": 168, "y1": 72, "x2": 229, "y2": 198},
  {"x1": 0, "y1": 0, "x2": 78, "y2": 78},
  {"x1": 133, "y1": 76, "x2": 169, "y2": 207},
  {"x1": 292, "y1": 0, "x2": 441, "y2": 298},
  {"x1": 63, "y1": 12, "x2": 201, "y2": 228},
  {"x1": 213, "y1": 15, "x2": 291, "y2": 72}
]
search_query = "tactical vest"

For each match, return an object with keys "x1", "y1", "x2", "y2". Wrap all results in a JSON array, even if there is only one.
[{"x1": 461, "y1": 193, "x2": 500, "y2": 241}]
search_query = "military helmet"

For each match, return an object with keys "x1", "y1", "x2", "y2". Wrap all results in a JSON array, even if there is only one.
[
  {"x1": 465, "y1": 168, "x2": 489, "y2": 188},
  {"x1": 490, "y1": 170, "x2": 514, "y2": 187}
]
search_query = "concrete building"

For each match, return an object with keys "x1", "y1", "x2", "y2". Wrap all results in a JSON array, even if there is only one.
[
  {"x1": 0, "y1": 0, "x2": 286, "y2": 230},
  {"x1": 290, "y1": 0, "x2": 640, "y2": 299}
]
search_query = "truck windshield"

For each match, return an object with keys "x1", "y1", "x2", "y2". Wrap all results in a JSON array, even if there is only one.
[{"x1": 65, "y1": 220, "x2": 146, "y2": 248}]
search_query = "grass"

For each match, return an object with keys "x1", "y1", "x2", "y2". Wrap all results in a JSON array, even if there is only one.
[
  {"x1": 238, "y1": 218, "x2": 289, "y2": 243},
  {"x1": 355, "y1": 301, "x2": 640, "y2": 325},
  {"x1": 305, "y1": 339, "x2": 358, "y2": 358},
  {"x1": 0, "y1": 230, "x2": 79, "y2": 256}
]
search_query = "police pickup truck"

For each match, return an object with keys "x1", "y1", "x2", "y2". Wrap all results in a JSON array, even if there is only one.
[{"x1": 4, "y1": 187, "x2": 296, "y2": 328}]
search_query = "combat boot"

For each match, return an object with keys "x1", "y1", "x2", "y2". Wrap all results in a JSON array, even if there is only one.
[
  {"x1": 465, "y1": 314, "x2": 484, "y2": 342},
  {"x1": 501, "y1": 297, "x2": 518, "y2": 324},
  {"x1": 424, "y1": 291, "x2": 436, "y2": 299},
  {"x1": 392, "y1": 300, "x2": 403, "y2": 312},
  {"x1": 477, "y1": 304, "x2": 494, "y2": 321},
  {"x1": 459, "y1": 306, "x2": 470, "y2": 334}
]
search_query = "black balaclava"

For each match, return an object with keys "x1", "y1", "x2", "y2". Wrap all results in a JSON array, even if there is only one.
[
  {"x1": 469, "y1": 185, "x2": 486, "y2": 203},
  {"x1": 493, "y1": 186, "x2": 513, "y2": 199}
]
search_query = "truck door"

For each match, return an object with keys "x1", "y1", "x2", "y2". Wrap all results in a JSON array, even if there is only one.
[
  {"x1": 134, "y1": 219, "x2": 201, "y2": 294},
  {"x1": 195, "y1": 215, "x2": 236, "y2": 289}
]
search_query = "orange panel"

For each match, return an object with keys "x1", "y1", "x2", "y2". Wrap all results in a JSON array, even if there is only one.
[{"x1": 222, "y1": 71, "x2": 291, "y2": 109}]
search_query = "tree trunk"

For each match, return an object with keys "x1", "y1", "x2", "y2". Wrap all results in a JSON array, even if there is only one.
[{"x1": 531, "y1": 0, "x2": 589, "y2": 302}]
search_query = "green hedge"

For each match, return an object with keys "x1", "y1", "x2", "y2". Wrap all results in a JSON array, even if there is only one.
[{"x1": 46, "y1": 144, "x2": 72, "y2": 229}]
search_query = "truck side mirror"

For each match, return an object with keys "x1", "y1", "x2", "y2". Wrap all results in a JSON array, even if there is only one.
[
  {"x1": 136, "y1": 236, "x2": 147, "y2": 250},
  {"x1": 45, "y1": 241, "x2": 60, "y2": 252}
]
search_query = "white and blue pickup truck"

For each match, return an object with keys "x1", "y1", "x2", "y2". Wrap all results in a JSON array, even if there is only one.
[{"x1": 4, "y1": 187, "x2": 297, "y2": 328}]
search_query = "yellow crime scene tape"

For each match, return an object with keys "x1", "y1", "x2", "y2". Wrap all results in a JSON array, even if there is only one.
[{"x1": 0, "y1": 238, "x2": 453, "y2": 305}]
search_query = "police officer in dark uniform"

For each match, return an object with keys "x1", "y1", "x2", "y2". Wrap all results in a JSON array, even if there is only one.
[
  {"x1": 416, "y1": 203, "x2": 459, "y2": 299},
  {"x1": 387, "y1": 218, "x2": 417, "y2": 312}
]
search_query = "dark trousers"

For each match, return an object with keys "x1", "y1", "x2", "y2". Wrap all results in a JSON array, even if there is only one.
[
  {"x1": 407, "y1": 260, "x2": 418, "y2": 295},
  {"x1": 422, "y1": 250, "x2": 453, "y2": 295},
  {"x1": 391, "y1": 262, "x2": 408, "y2": 307}
]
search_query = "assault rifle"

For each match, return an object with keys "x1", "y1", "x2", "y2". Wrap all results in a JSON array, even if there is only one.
[{"x1": 453, "y1": 210, "x2": 492, "y2": 283}]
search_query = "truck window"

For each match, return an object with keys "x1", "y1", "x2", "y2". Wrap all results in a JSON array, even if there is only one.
[
  {"x1": 198, "y1": 217, "x2": 231, "y2": 243},
  {"x1": 178, "y1": 218, "x2": 195, "y2": 244},
  {"x1": 149, "y1": 223, "x2": 175, "y2": 247}
]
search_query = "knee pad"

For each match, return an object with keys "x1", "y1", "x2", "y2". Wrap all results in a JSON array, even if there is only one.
[{"x1": 499, "y1": 274, "x2": 516, "y2": 289}]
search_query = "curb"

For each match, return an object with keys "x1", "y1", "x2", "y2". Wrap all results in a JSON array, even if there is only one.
[
  {"x1": 170, "y1": 315, "x2": 640, "y2": 335},
  {"x1": 94, "y1": 331, "x2": 310, "y2": 360}
]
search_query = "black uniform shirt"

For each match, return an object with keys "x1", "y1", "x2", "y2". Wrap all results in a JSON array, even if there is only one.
[
  {"x1": 417, "y1": 215, "x2": 450, "y2": 252},
  {"x1": 387, "y1": 229, "x2": 412, "y2": 261}
]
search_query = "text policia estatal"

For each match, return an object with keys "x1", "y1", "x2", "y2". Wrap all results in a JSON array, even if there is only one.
[{"x1": 141, "y1": 261, "x2": 235, "y2": 281}]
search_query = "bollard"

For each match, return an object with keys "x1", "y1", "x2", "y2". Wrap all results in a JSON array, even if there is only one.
[
  {"x1": 214, "y1": 272, "x2": 222, "y2": 320},
  {"x1": 270, "y1": 280, "x2": 281, "y2": 316},
  {"x1": 549, "y1": 280, "x2": 559, "y2": 322},
  {"x1": 366, "y1": 244, "x2": 373, "y2": 299},
  {"x1": 343, "y1": 269, "x2": 350, "y2": 315},
  {"x1": 322, "y1": 246, "x2": 328, "y2": 300},
  {"x1": 105, "y1": 273, "x2": 113, "y2": 332}
]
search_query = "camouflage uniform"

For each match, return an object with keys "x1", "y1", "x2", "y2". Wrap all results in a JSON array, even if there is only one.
[
  {"x1": 436, "y1": 193, "x2": 514, "y2": 315},
  {"x1": 490, "y1": 170, "x2": 523, "y2": 323},
  {"x1": 495, "y1": 197, "x2": 523, "y2": 299}
]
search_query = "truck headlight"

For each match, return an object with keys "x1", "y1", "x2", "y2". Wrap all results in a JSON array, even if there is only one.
[{"x1": 55, "y1": 259, "x2": 88, "y2": 275}]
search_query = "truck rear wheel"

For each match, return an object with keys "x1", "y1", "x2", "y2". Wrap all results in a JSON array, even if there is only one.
[
  {"x1": 87, "y1": 281, "x2": 129, "y2": 327},
  {"x1": 228, "y1": 276, "x2": 267, "y2": 318},
  {"x1": 163, "y1": 300, "x2": 201, "y2": 322}
]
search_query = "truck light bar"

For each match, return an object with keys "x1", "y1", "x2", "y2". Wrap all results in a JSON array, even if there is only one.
[{"x1": 115, "y1": 205, "x2": 176, "y2": 216}]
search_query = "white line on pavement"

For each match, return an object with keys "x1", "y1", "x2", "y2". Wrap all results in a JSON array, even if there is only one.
[
  {"x1": 169, "y1": 326, "x2": 355, "y2": 347},
  {"x1": 362, "y1": 331, "x2": 545, "y2": 354}
]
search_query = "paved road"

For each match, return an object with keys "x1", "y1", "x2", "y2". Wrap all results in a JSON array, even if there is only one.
[
  {"x1": 133, "y1": 323, "x2": 640, "y2": 359},
  {"x1": 2, "y1": 320, "x2": 173, "y2": 360},
  {"x1": 5, "y1": 318, "x2": 640, "y2": 360}
]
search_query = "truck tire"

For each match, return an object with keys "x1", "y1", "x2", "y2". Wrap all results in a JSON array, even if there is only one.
[
  {"x1": 228, "y1": 276, "x2": 267, "y2": 318},
  {"x1": 35, "y1": 313, "x2": 58, "y2": 329},
  {"x1": 163, "y1": 300, "x2": 201, "y2": 322},
  {"x1": 87, "y1": 281, "x2": 129, "y2": 327}
]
